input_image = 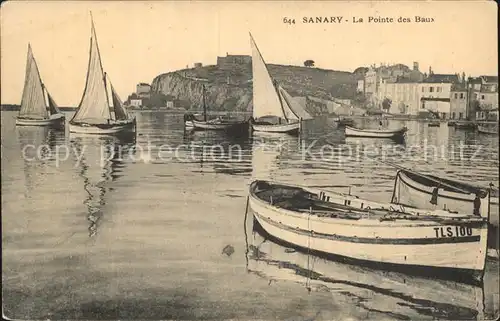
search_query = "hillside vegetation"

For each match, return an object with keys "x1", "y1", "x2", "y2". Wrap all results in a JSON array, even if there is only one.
[{"x1": 151, "y1": 63, "x2": 358, "y2": 112}]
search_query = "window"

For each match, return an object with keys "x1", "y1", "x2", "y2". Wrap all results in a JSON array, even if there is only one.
[
  {"x1": 460, "y1": 93, "x2": 464, "y2": 99},
  {"x1": 459, "y1": 112, "x2": 463, "y2": 119},
  {"x1": 481, "y1": 95, "x2": 485, "y2": 100},
  {"x1": 422, "y1": 87, "x2": 425, "y2": 92},
  {"x1": 452, "y1": 112, "x2": 456, "y2": 119},
  {"x1": 437, "y1": 87, "x2": 442, "y2": 92},
  {"x1": 475, "y1": 93, "x2": 478, "y2": 99},
  {"x1": 430, "y1": 87, "x2": 434, "y2": 92},
  {"x1": 454, "y1": 93, "x2": 458, "y2": 99}
]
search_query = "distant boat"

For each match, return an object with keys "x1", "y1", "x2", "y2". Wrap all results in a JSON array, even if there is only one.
[
  {"x1": 249, "y1": 33, "x2": 312, "y2": 135},
  {"x1": 454, "y1": 122, "x2": 476, "y2": 130},
  {"x1": 428, "y1": 120, "x2": 441, "y2": 127},
  {"x1": 477, "y1": 124, "x2": 498, "y2": 135},
  {"x1": 188, "y1": 84, "x2": 248, "y2": 133},
  {"x1": 344, "y1": 125, "x2": 407, "y2": 140},
  {"x1": 248, "y1": 180, "x2": 488, "y2": 284},
  {"x1": 69, "y1": 15, "x2": 136, "y2": 135},
  {"x1": 16, "y1": 44, "x2": 65, "y2": 127}
]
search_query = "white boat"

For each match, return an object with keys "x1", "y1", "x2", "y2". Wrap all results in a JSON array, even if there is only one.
[
  {"x1": 249, "y1": 33, "x2": 312, "y2": 135},
  {"x1": 16, "y1": 44, "x2": 65, "y2": 127},
  {"x1": 248, "y1": 180, "x2": 489, "y2": 283},
  {"x1": 391, "y1": 169, "x2": 498, "y2": 220},
  {"x1": 345, "y1": 125, "x2": 407, "y2": 140},
  {"x1": 69, "y1": 15, "x2": 136, "y2": 135},
  {"x1": 477, "y1": 124, "x2": 498, "y2": 135}
]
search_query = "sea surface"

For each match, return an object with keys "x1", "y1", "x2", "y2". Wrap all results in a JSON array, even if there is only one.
[{"x1": 2, "y1": 110, "x2": 499, "y2": 320}]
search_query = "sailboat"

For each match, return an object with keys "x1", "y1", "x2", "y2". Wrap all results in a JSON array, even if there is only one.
[
  {"x1": 249, "y1": 33, "x2": 312, "y2": 135},
  {"x1": 16, "y1": 44, "x2": 65, "y2": 127},
  {"x1": 188, "y1": 84, "x2": 248, "y2": 132},
  {"x1": 69, "y1": 15, "x2": 136, "y2": 135}
]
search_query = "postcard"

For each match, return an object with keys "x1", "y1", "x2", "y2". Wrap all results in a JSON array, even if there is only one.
[{"x1": 1, "y1": 1, "x2": 498, "y2": 320}]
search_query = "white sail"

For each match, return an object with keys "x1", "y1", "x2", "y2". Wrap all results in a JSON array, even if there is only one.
[
  {"x1": 72, "y1": 18, "x2": 111, "y2": 124},
  {"x1": 46, "y1": 90, "x2": 61, "y2": 116},
  {"x1": 19, "y1": 44, "x2": 49, "y2": 119},
  {"x1": 250, "y1": 34, "x2": 286, "y2": 120},
  {"x1": 109, "y1": 80, "x2": 129, "y2": 121},
  {"x1": 278, "y1": 86, "x2": 313, "y2": 120}
]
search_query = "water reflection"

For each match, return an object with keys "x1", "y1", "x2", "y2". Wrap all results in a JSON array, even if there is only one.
[
  {"x1": 183, "y1": 128, "x2": 253, "y2": 175},
  {"x1": 244, "y1": 214, "x2": 491, "y2": 320},
  {"x1": 69, "y1": 134, "x2": 136, "y2": 237},
  {"x1": 16, "y1": 126, "x2": 66, "y2": 196}
]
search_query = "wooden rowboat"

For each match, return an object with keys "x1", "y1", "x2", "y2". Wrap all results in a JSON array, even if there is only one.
[
  {"x1": 345, "y1": 125, "x2": 407, "y2": 140},
  {"x1": 191, "y1": 118, "x2": 249, "y2": 131},
  {"x1": 186, "y1": 85, "x2": 249, "y2": 133},
  {"x1": 391, "y1": 169, "x2": 498, "y2": 218},
  {"x1": 454, "y1": 122, "x2": 476, "y2": 130},
  {"x1": 248, "y1": 180, "x2": 488, "y2": 284}
]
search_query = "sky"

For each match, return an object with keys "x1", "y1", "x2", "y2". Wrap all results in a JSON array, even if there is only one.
[{"x1": 1, "y1": 1, "x2": 498, "y2": 106}]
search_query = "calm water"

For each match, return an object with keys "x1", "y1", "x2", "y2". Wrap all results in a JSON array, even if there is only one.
[{"x1": 2, "y1": 110, "x2": 499, "y2": 320}]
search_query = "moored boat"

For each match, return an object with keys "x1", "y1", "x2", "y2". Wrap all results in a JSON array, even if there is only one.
[
  {"x1": 188, "y1": 85, "x2": 248, "y2": 133},
  {"x1": 345, "y1": 125, "x2": 407, "y2": 140},
  {"x1": 249, "y1": 33, "x2": 312, "y2": 135},
  {"x1": 428, "y1": 120, "x2": 441, "y2": 127},
  {"x1": 454, "y1": 122, "x2": 476, "y2": 130},
  {"x1": 391, "y1": 169, "x2": 498, "y2": 218},
  {"x1": 69, "y1": 15, "x2": 136, "y2": 135},
  {"x1": 248, "y1": 180, "x2": 489, "y2": 283},
  {"x1": 477, "y1": 124, "x2": 498, "y2": 135},
  {"x1": 16, "y1": 44, "x2": 65, "y2": 128}
]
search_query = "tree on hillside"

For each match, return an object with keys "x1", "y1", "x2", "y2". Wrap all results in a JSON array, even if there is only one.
[
  {"x1": 381, "y1": 98, "x2": 392, "y2": 111},
  {"x1": 353, "y1": 67, "x2": 369, "y2": 75},
  {"x1": 304, "y1": 60, "x2": 315, "y2": 67}
]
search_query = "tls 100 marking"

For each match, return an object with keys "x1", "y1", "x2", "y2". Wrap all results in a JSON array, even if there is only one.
[{"x1": 433, "y1": 226, "x2": 473, "y2": 238}]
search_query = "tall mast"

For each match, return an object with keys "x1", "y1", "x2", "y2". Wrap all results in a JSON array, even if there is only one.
[{"x1": 202, "y1": 84, "x2": 207, "y2": 121}]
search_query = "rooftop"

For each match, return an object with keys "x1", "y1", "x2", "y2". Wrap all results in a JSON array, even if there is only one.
[{"x1": 422, "y1": 74, "x2": 460, "y2": 83}]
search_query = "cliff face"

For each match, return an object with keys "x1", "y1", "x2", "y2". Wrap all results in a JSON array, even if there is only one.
[
  {"x1": 150, "y1": 63, "x2": 357, "y2": 113},
  {"x1": 151, "y1": 72, "x2": 252, "y2": 112}
]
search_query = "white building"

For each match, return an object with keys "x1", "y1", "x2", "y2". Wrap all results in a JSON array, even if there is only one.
[
  {"x1": 418, "y1": 74, "x2": 460, "y2": 119},
  {"x1": 129, "y1": 99, "x2": 142, "y2": 108}
]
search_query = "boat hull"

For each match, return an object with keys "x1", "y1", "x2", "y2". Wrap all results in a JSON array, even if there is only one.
[
  {"x1": 251, "y1": 122, "x2": 300, "y2": 134},
  {"x1": 16, "y1": 113, "x2": 65, "y2": 127},
  {"x1": 192, "y1": 119, "x2": 249, "y2": 131},
  {"x1": 392, "y1": 170, "x2": 498, "y2": 219},
  {"x1": 248, "y1": 180, "x2": 488, "y2": 283},
  {"x1": 344, "y1": 125, "x2": 407, "y2": 139},
  {"x1": 69, "y1": 119, "x2": 136, "y2": 135}
]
